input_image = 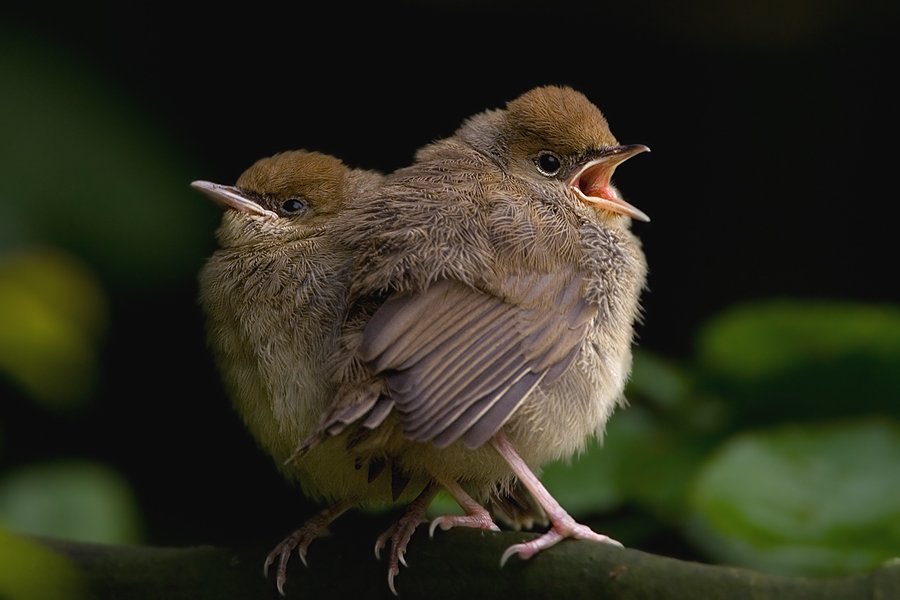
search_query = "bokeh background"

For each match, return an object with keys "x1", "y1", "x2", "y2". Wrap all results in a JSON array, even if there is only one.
[{"x1": 2, "y1": 0, "x2": 898, "y2": 589}]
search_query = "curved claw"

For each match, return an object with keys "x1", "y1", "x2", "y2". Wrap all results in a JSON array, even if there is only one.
[
  {"x1": 428, "y1": 516, "x2": 444, "y2": 538},
  {"x1": 374, "y1": 524, "x2": 395, "y2": 560},
  {"x1": 388, "y1": 569, "x2": 399, "y2": 597},
  {"x1": 500, "y1": 542, "x2": 523, "y2": 568}
]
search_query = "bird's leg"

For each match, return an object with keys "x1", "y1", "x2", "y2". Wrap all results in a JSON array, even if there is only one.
[
  {"x1": 264, "y1": 497, "x2": 356, "y2": 595},
  {"x1": 375, "y1": 482, "x2": 439, "y2": 596},
  {"x1": 490, "y1": 431, "x2": 623, "y2": 565},
  {"x1": 428, "y1": 476, "x2": 501, "y2": 535}
]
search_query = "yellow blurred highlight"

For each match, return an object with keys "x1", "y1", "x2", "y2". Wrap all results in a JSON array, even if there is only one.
[
  {"x1": 0, "y1": 528, "x2": 85, "y2": 600},
  {"x1": 0, "y1": 248, "x2": 107, "y2": 409}
]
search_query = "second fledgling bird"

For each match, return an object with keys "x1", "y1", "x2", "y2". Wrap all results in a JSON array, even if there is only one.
[{"x1": 195, "y1": 149, "x2": 383, "y2": 500}]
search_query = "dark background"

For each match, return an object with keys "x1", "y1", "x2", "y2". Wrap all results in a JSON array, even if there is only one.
[{"x1": 2, "y1": 0, "x2": 897, "y2": 557}]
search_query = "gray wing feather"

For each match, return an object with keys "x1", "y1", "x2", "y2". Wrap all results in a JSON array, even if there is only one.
[{"x1": 356, "y1": 274, "x2": 593, "y2": 449}]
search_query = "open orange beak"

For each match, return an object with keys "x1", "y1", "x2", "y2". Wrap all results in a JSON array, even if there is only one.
[{"x1": 570, "y1": 144, "x2": 650, "y2": 222}]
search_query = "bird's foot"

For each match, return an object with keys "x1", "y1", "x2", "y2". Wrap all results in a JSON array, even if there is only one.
[
  {"x1": 263, "y1": 499, "x2": 355, "y2": 596},
  {"x1": 375, "y1": 484, "x2": 438, "y2": 596},
  {"x1": 500, "y1": 514, "x2": 622, "y2": 566},
  {"x1": 264, "y1": 529, "x2": 314, "y2": 596},
  {"x1": 489, "y1": 431, "x2": 623, "y2": 567},
  {"x1": 429, "y1": 476, "x2": 501, "y2": 537},
  {"x1": 428, "y1": 510, "x2": 500, "y2": 537},
  {"x1": 374, "y1": 518, "x2": 421, "y2": 596}
]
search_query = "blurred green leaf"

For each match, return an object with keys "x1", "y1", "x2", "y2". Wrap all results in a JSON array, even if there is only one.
[
  {"x1": 0, "y1": 32, "x2": 213, "y2": 289},
  {"x1": 629, "y1": 348, "x2": 692, "y2": 411},
  {"x1": 687, "y1": 418, "x2": 900, "y2": 576},
  {"x1": 696, "y1": 300, "x2": 900, "y2": 423},
  {"x1": 0, "y1": 249, "x2": 107, "y2": 409},
  {"x1": 698, "y1": 300, "x2": 900, "y2": 380},
  {"x1": 0, "y1": 460, "x2": 143, "y2": 545},
  {"x1": 0, "y1": 528, "x2": 85, "y2": 600}
]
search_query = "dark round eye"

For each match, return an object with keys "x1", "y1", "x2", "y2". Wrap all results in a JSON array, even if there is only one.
[
  {"x1": 537, "y1": 153, "x2": 561, "y2": 176},
  {"x1": 280, "y1": 198, "x2": 307, "y2": 214}
]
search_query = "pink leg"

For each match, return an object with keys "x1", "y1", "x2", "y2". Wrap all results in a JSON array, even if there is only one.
[
  {"x1": 491, "y1": 431, "x2": 623, "y2": 566},
  {"x1": 375, "y1": 483, "x2": 439, "y2": 596},
  {"x1": 264, "y1": 498, "x2": 355, "y2": 596},
  {"x1": 428, "y1": 477, "x2": 500, "y2": 536}
]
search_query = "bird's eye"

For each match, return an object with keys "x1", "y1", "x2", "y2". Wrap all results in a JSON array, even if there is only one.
[
  {"x1": 280, "y1": 198, "x2": 307, "y2": 214},
  {"x1": 536, "y1": 153, "x2": 561, "y2": 176}
]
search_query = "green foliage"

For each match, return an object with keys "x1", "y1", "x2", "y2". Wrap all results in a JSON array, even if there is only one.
[
  {"x1": 698, "y1": 301, "x2": 900, "y2": 381},
  {"x1": 0, "y1": 460, "x2": 143, "y2": 545},
  {"x1": 0, "y1": 31, "x2": 193, "y2": 555},
  {"x1": 529, "y1": 301, "x2": 900, "y2": 577},
  {"x1": 687, "y1": 419, "x2": 900, "y2": 576},
  {"x1": 697, "y1": 300, "x2": 900, "y2": 424},
  {"x1": 0, "y1": 31, "x2": 213, "y2": 289}
]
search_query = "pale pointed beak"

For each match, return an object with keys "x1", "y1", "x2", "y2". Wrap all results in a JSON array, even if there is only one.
[
  {"x1": 191, "y1": 181, "x2": 278, "y2": 220},
  {"x1": 569, "y1": 144, "x2": 650, "y2": 222}
]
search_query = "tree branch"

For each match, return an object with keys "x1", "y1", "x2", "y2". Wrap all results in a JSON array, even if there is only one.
[{"x1": 38, "y1": 528, "x2": 899, "y2": 600}]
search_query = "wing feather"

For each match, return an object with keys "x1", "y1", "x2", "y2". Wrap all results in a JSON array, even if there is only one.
[{"x1": 350, "y1": 273, "x2": 594, "y2": 448}]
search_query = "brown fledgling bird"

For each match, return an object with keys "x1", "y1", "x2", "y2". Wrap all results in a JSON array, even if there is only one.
[
  {"x1": 286, "y1": 85, "x2": 650, "y2": 593},
  {"x1": 194, "y1": 150, "x2": 383, "y2": 509}
]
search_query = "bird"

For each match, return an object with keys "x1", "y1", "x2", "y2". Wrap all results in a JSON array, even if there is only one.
[
  {"x1": 195, "y1": 150, "x2": 383, "y2": 471},
  {"x1": 287, "y1": 85, "x2": 651, "y2": 593},
  {"x1": 195, "y1": 151, "x2": 392, "y2": 594}
]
